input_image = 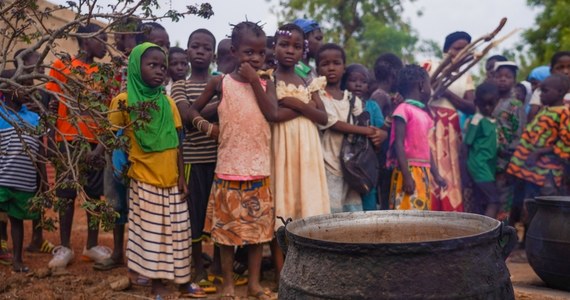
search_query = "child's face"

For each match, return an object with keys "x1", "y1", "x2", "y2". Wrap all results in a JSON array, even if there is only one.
[
  {"x1": 317, "y1": 49, "x2": 344, "y2": 85},
  {"x1": 346, "y1": 71, "x2": 369, "y2": 99},
  {"x1": 168, "y1": 52, "x2": 189, "y2": 82},
  {"x1": 307, "y1": 29, "x2": 323, "y2": 59},
  {"x1": 232, "y1": 35, "x2": 266, "y2": 71},
  {"x1": 552, "y1": 55, "x2": 570, "y2": 78},
  {"x1": 493, "y1": 68, "x2": 515, "y2": 94},
  {"x1": 148, "y1": 29, "x2": 170, "y2": 53},
  {"x1": 187, "y1": 32, "x2": 215, "y2": 70},
  {"x1": 540, "y1": 77, "x2": 564, "y2": 106},
  {"x1": 141, "y1": 48, "x2": 167, "y2": 88},
  {"x1": 263, "y1": 47, "x2": 276, "y2": 71},
  {"x1": 514, "y1": 86, "x2": 526, "y2": 102},
  {"x1": 84, "y1": 33, "x2": 108, "y2": 59},
  {"x1": 476, "y1": 94, "x2": 499, "y2": 117},
  {"x1": 485, "y1": 59, "x2": 497, "y2": 79},
  {"x1": 274, "y1": 30, "x2": 304, "y2": 68}
]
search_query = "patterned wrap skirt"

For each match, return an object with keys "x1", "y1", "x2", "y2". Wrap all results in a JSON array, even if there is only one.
[
  {"x1": 389, "y1": 166, "x2": 432, "y2": 210},
  {"x1": 204, "y1": 176, "x2": 275, "y2": 246},
  {"x1": 126, "y1": 180, "x2": 191, "y2": 284}
]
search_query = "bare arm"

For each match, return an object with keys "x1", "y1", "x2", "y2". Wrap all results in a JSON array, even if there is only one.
[
  {"x1": 279, "y1": 94, "x2": 328, "y2": 125},
  {"x1": 443, "y1": 89, "x2": 476, "y2": 114},
  {"x1": 186, "y1": 76, "x2": 222, "y2": 134},
  {"x1": 393, "y1": 117, "x2": 413, "y2": 194},
  {"x1": 331, "y1": 120, "x2": 374, "y2": 136},
  {"x1": 238, "y1": 63, "x2": 278, "y2": 121}
]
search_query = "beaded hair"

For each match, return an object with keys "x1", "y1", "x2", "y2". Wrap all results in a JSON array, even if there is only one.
[
  {"x1": 274, "y1": 23, "x2": 308, "y2": 58},
  {"x1": 230, "y1": 21, "x2": 266, "y2": 48}
]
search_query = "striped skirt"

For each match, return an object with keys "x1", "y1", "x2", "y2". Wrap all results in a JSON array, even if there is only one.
[{"x1": 126, "y1": 180, "x2": 191, "y2": 284}]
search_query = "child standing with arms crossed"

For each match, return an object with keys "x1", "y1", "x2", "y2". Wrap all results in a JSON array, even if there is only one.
[
  {"x1": 172, "y1": 28, "x2": 218, "y2": 295},
  {"x1": 108, "y1": 43, "x2": 195, "y2": 298},
  {"x1": 387, "y1": 65, "x2": 446, "y2": 210},
  {"x1": 317, "y1": 44, "x2": 384, "y2": 213},
  {"x1": 185, "y1": 22, "x2": 278, "y2": 300}
]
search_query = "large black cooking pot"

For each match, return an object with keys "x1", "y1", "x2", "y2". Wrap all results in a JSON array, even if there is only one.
[
  {"x1": 525, "y1": 196, "x2": 570, "y2": 291},
  {"x1": 277, "y1": 211, "x2": 517, "y2": 299}
]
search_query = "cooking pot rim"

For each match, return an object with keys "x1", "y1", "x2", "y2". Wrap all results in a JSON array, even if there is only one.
[
  {"x1": 284, "y1": 211, "x2": 502, "y2": 253},
  {"x1": 534, "y1": 196, "x2": 570, "y2": 205}
]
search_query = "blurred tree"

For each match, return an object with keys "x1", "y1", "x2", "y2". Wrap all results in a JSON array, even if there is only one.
[
  {"x1": 271, "y1": 0, "x2": 419, "y2": 66},
  {"x1": 523, "y1": 0, "x2": 570, "y2": 68}
]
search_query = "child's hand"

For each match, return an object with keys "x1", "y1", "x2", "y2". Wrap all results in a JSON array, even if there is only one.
[
  {"x1": 178, "y1": 175, "x2": 188, "y2": 199},
  {"x1": 368, "y1": 127, "x2": 387, "y2": 147},
  {"x1": 280, "y1": 97, "x2": 304, "y2": 110},
  {"x1": 210, "y1": 124, "x2": 220, "y2": 141},
  {"x1": 403, "y1": 174, "x2": 415, "y2": 195},
  {"x1": 391, "y1": 93, "x2": 404, "y2": 107},
  {"x1": 237, "y1": 62, "x2": 259, "y2": 84}
]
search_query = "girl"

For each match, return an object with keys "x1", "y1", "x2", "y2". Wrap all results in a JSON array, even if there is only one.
[
  {"x1": 340, "y1": 64, "x2": 386, "y2": 211},
  {"x1": 388, "y1": 65, "x2": 446, "y2": 210},
  {"x1": 317, "y1": 44, "x2": 384, "y2": 213},
  {"x1": 269, "y1": 23, "x2": 331, "y2": 283},
  {"x1": 185, "y1": 21, "x2": 277, "y2": 300},
  {"x1": 107, "y1": 43, "x2": 197, "y2": 298},
  {"x1": 172, "y1": 28, "x2": 217, "y2": 294}
]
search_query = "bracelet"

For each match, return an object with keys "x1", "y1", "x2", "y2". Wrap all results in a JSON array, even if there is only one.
[
  {"x1": 192, "y1": 116, "x2": 204, "y2": 129},
  {"x1": 196, "y1": 119, "x2": 209, "y2": 134},
  {"x1": 206, "y1": 123, "x2": 213, "y2": 137}
]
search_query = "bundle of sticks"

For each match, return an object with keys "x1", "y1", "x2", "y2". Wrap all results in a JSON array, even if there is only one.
[{"x1": 430, "y1": 17, "x2": 519, "y2": 100}]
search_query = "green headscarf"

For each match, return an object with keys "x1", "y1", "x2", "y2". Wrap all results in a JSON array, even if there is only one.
[{"x1": 127, "y1": 42, "x2": 178, "y2": 152}]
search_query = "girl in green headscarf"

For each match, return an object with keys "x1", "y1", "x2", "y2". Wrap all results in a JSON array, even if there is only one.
[{"x1": 108, "y1": 42, "x2": 204, "y2": 298}]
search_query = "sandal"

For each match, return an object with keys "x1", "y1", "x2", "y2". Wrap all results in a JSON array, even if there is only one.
[
  {"x1": 197, "y1": 278, "x2": 217, "y2": 294},
  {"x1": 180, "y1": 283, "x2": 207, "y2": 298},
  {"x1": 248, "y1": 289, "x2": 274, "y2": 300},
  {"x1": 26, "y1": 240, "x2": 55, "y2": 253},
  {"x1": 208, "y1": 273, "x2": 248, "y2": 286},
  {"x1": 93, "y1": 257, "x2": 123, "y2": 271},
  {"x1": 0, "y1": 251, "x2": 12, "y2": 266}
]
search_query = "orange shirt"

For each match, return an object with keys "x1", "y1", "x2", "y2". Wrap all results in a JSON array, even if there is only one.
[{"x1": 45, "y1": 58, "x2": 103, "y2": 142}]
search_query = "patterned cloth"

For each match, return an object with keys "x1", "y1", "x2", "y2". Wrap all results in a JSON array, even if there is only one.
[
  {"x1": 126, "y1": 180, "x2": 191, "y2": 284},
  {"x1": 204, "y1": 177, "x2": 274, "y2": 246},
  {"x1": 271, "y1": 77, "x2": 330, "y2": 228},
  {"x1": 428, "y1": 69, "x2": 474, "y2": 212},
  {"x1": 493, "y1": 97, "x2": 527, "y2": 171},
  {"x1": 506, "y1": 106, "x2": 570, "y2": 187},
  {"x1": 389, "y1": 166, "x2": 432, "y2": 210}
]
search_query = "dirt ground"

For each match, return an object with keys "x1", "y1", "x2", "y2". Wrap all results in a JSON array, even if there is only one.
[{"x1": 0, "y1": 200, "x2": 277, "y2": 300}]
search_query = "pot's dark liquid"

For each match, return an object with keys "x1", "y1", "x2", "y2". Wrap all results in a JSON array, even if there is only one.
[{"x1": 300, "y1": 223, "x2": 482, "y2": 243}]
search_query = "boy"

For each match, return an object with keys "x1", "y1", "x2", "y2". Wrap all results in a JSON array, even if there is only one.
[
  {"x1": 166, "y1": 46, "x2": 189, "y2": 94},
  {"x1": 293, "y1": 18, "x2": 323, "y2": 80},
  {"x1": 45, "y1": 23, "x2": 110, "y2": 270},
  {"x1": 0, "y1": 88, "x2": 42, "y2": 272},
  {"x1": 507, "y1": 74, "x2": 570, "y2": 209},
  {"x1": 213, "y1": 38, "x2": 237, "y2": 75},
  {"x1": 462, "y1": 82, "x2": 501, "y2": 217}
]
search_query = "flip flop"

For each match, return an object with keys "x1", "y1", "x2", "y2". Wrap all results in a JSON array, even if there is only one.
[
  {"x1": 248, "y1": 289, "x2": 274, "y2": 300},
  {"x1": 208, "y1": 273, "x2": 248, "y2": 286},
  {"x1": 93, "y1": 257, "x2": 123, "y2": 271},
  {"x1": 26, "y1": 240, "x2": 55, "y2": 253},
  {"x1": 197, "y1": 278, "x2": 217, "y2": 294},
  {"x1": 0, "y1": 252, "x2": 12, "y2": 265},
  {"x1": 180, "y1": 283, "x2": 207, "y2": 298}
]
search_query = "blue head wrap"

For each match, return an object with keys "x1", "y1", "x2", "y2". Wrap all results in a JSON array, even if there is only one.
[
  {"x1": 293, "y1": 18, "x2": 320, "y2": 34},
  {"x1": 528, "y1": 66, "x2": 550, "y2": 82}
]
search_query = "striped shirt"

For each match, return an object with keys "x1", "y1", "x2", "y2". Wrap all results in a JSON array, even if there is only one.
[
  {"x1": 171, "y1": 80, "x2": 218, "y2": 164},
  {"x1": 0, "y1": 104, "x2": 40, "y2": 192}
]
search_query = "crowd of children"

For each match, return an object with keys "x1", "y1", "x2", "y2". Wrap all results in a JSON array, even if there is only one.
[{"x1": 0, "y1": 16, "x2": 569, "y2": 300}]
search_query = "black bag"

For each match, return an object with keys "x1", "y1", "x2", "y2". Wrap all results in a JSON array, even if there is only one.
[{"x1": 340, "y1": 96, "x2": 380, "y2": 194}]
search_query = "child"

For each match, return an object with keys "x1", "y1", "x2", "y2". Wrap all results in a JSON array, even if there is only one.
[
  {"x1": 213, "y1": 38, "x2": 237, "y2": 75},
  {"x1": 293, "y1": 18, "x2": 323, "y2": 80},
  {"x1": 491, "y1": 61, "x2": 526, "y2": 222},
  {"x1": 135, "y1": 22, "x2": 170, "y2": 51},
  {"x1": 269, "y1": 23, "x2": 330, "y2": 282},
  {"x1": 166, "y1": 46, "x2": 189, "y2": 94},
  {"x1": 45, "y1": 23, "x2": 110, "y2": 270},
  {"x1": 485, "y1": 55, "x2": 507, "y2": 81},
  {"x1": 507, "y1": 74, "x2": 570, "y2": 218},
  {"x1": 171, "y1": 28, "x2": 217, "y2": 295},
  {"x1": 317, "y1": 43, "x2": 384, "y2": 213},
  {"x1": 528, "y1": 52, "x2": 570, "y2": 119},
  {"x1": 108, "y1": 42, "x2": 196, "y2": 298},
  {"x1": 387, "y1": 65, "x2": 446, "y2": 210},
  {"x1": 185, "y1": 21, "x2": 278, "y2": 300},
  {"x1": 0, "y1": 88, "x2": 42, "y2": 272},
  {"x1": 462, "y1": 82, "x2": 501, "y2": 217},
  {"x1": 340, "y1": 63, "x2": 386, "y2": 210},
  {"x1": 370, "y1": 53, "x2": 403, "y2": 210},
  {"x1": 262, "y1": 36, "x2": 276, "y2": 71}
]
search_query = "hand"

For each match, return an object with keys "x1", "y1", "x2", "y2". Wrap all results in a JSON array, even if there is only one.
[
  {"x1": 368, "y1": 127, "x2": 388, "y2": 148},
  {"x1": 403, "y1": 174, "x2": 415, "y2": 195},
  {"x1": 434, "y1": 173, "x2": 447, "y2": 188},
  {"x1": 526, "y1": 152, "x2": 540, "y2": 167},
  {"x1": 237, "y1": 62, "x2": 259, "y2": 84},
  {"x1": 280, "y1": 97, "x2": 304, "y2": 110},
  {"x1": 210, "y1": 124, "x2": 220, "y2": 141},
  {"x1": 178, "y1": 175, "x2": 188, "y2": 199}
]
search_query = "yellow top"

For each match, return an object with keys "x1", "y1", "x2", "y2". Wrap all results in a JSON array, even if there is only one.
[{"x1": 108, "y1": 92, "x2": 182, "y2": 188}]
